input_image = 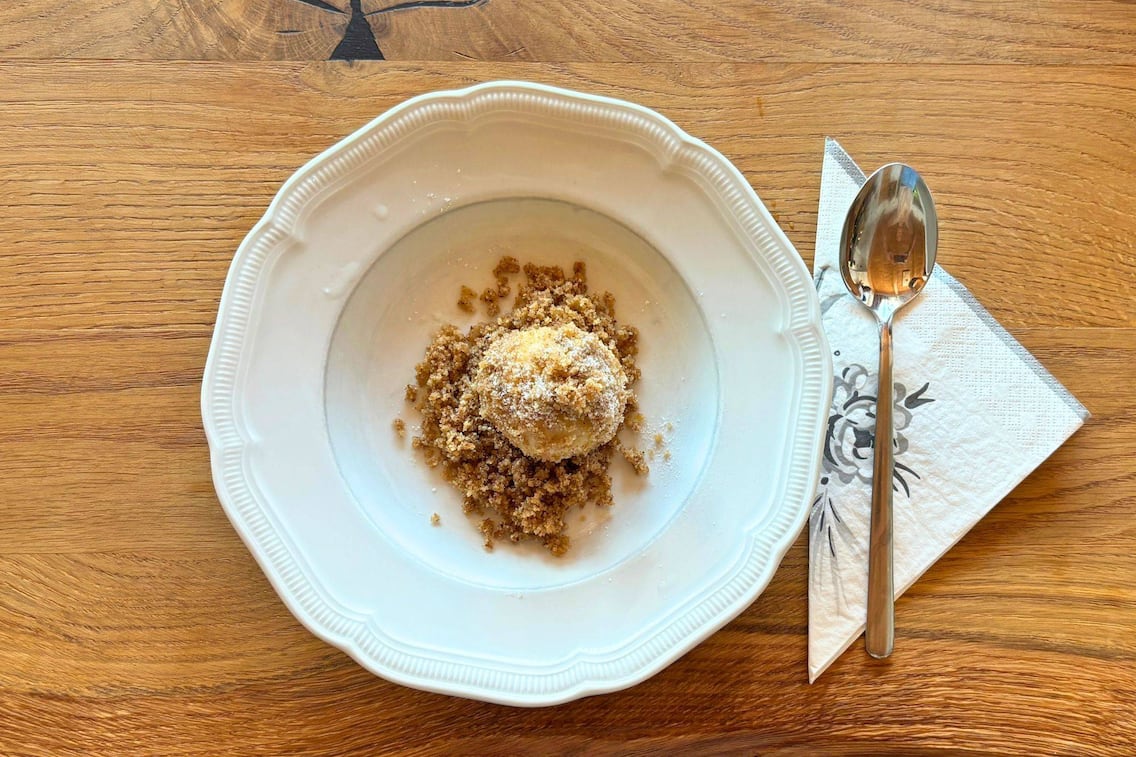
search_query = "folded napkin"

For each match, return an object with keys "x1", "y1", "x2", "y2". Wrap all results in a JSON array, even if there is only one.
[{"x1": 808, "y1": 139, "x2": 1089, "y2": 681}]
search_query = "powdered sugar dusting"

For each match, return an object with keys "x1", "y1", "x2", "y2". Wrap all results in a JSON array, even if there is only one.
[{"x1": 475, "y1": 322, "x2": 630, "y2": 461}]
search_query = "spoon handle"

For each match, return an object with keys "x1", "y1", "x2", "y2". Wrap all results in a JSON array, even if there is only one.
[{"x1": 866, "y1": 318, "x2": 895, "y2": 659}]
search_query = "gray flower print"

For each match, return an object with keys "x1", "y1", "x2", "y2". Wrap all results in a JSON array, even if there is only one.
[
  {"x1": 811, "y1": 363, "x2": 934, "y2": 564},
  {"x1": 823, "y1": 364, "x2": 931, "y2": 495}
]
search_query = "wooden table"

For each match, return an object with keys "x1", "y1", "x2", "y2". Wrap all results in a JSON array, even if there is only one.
[{"x1": 3, "y1": 2, "x2": 1134, "y2": 754}]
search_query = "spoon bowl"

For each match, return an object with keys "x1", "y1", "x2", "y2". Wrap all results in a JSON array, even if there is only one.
[
  {"x1": 839, "y1": 162, "x2": 938, "y2": 659},
  {"x1": 842, "y1": 163, "x2": 938, "y2": 319}
]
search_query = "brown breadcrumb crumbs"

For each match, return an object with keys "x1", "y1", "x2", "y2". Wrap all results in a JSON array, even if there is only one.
[
  {"x1": 663, "y1": 450, "x2": 672, "y2": 462},
  {"x1": 494, "y1": 255, "x2": 521, "y2": 277},
  {"x1": 405, "y1": 384, "x2": 418, "y2": 403},
  {"x1": 618, "y1": 442, "x2": 650, "y2": 476},
  {"x1": 410, "y1": 258, "x2": 643, "y2": 556},
  {"x1": 457, "y1": 285, "x2": 477, "y2": 313},
  {"x1": 430, "y1": 512, "x2": 441, "y2": 526},
  {"x1": 480, "y1": 286, "x2": 501, "y2": 317},
  {"x1": 625, "y1": 411, "x2": 645, "y2": 433},
  {"x1": 493, "y1": 255, "x2": 519, "y2": 299},
  {"x1": 392, "y1": 418, "x2": 406, "y2": 437},
  {"x1": 653, "y1": 432, "x2": 665, "y2": 448}
]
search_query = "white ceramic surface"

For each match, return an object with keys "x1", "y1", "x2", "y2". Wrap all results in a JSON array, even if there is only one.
[{"x1": 201, "y1": 81, "x2": 832, "y2": 706}]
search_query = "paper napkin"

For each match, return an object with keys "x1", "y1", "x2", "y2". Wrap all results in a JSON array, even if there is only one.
[{"x1": 808, "y1": 139, "x2": 1089, "y2": 681}]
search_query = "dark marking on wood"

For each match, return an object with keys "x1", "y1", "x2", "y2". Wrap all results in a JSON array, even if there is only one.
[
  {"x1": 332, "y1": 0, "x2": 384, "y2": 60},
  {"x1": 367, "y1": 0, "x2": 487, "y2": 15},
  {"x1": 289, "y1": 0, "x2": 486, "y2": 60}
]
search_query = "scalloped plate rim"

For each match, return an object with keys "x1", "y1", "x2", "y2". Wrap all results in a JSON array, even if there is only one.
[{"x1": 201, "y1": 80, "x2": 832, "y2": 706}]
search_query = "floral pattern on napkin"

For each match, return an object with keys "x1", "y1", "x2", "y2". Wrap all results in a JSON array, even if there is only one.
[
  {"x1": 809, "y1": 359, "x2": 936, "y2": 608},
  {"x1": 807, "y1": 138, "x2": 1087, "y2": 682}
]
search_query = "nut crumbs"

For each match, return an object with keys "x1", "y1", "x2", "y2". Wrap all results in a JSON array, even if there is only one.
[
  {"x1": 409, "y1": 258, "x2": 643, "y2": 556},
  {"x1": 457, "y1": 285, "x2": 477, "y2": 313},
  {"x1": 480, "y1": 286, "x2": 501, "y2": 317},
  {"x1": 618, "y1": 443, "x2": 650, "y2": 476}
]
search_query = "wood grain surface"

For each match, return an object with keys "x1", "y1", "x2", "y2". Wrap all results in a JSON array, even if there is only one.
[
  {"x1": 2, "y1": 1, "x2": 1136, "y2": 63},
  {"x1": 2, "y1": 2, "x2": 1135, "y2": 755}
]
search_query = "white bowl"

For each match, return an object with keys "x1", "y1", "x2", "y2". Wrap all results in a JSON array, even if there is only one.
[{"x1": 202, "y1": 81, "x2": 831, "y2": 706}]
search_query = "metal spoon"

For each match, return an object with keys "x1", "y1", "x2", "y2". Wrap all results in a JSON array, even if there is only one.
[{"x1": 839, "y1": 163, "x2": 938, "y2": 659}]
